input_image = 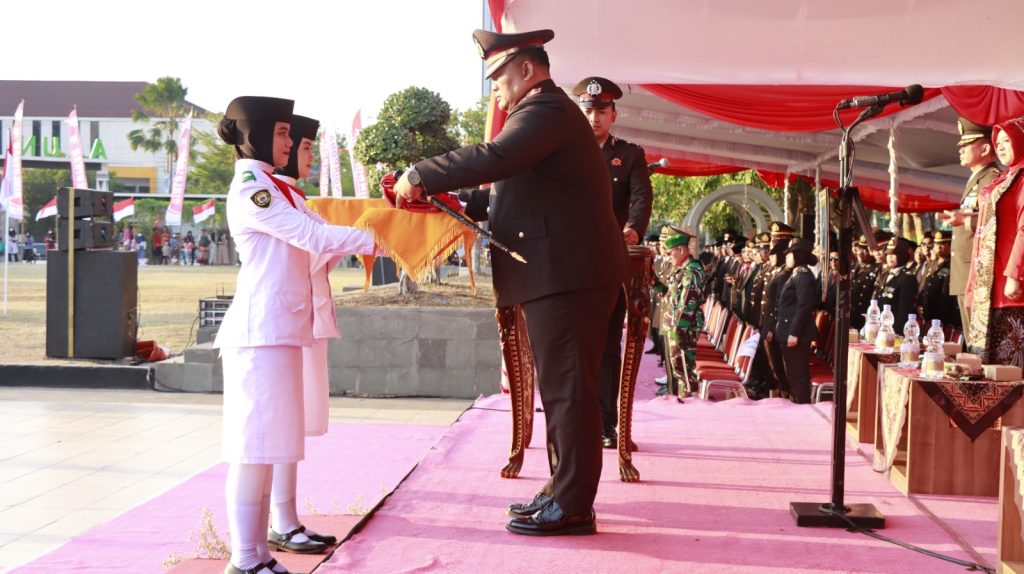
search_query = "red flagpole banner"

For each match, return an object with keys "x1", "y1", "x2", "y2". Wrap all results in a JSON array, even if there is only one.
[
  {"x1": 66, "y1": 107, "x2": 88, "y2": 188},
  {"x1": 350, "y1": 110, "x2": 370, "y2": 199},
  {"x1": 165, "y1": 112, "x2": 193, "y2": 227},
  {"x1": 0, "y1": 101, "x2": 25, "y2": 220}
]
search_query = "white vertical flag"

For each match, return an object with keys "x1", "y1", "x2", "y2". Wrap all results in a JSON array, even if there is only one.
[
  {"x1": 350, "y1": 110, "x2": 370, "y2": 198},
  {"x1": 165, "y1": 111, "x2": 193, "y2": 227},
  {"x1": 66, "y1": 107, "x2": 88, "y2": 188},
  {"x1": 0, "y1": 101, "x2": 25, "y2": 219},
  {"x1": 319, "y1": 128, "x2": 330, "y2": 196},
  {"x1": 327, "y1": 127, "x2": 343, "y2": 198}
]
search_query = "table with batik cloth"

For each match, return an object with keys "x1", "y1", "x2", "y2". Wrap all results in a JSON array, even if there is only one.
[
  {"x1": 998, "y1": 427, "x2": 1024, "y2": 572},
  {"x1": 846, "y1": 343, "x2": 898, "y2": 444},
  {"x1": 872, "y1": 367, "x2": 1024, "y2": 496},
  {"x1": 305, "y1": 197, "x2": 477, "y2": 290}
]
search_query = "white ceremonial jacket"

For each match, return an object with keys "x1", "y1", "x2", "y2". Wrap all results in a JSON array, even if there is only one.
[
  {"x1": 214, "y1": 160, "x2": 374, "y2": 348},
  {"x1": 274, "y1": 175, "x2": 343, "y2": 340}
]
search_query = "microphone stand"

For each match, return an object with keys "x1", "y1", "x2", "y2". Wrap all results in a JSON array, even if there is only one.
[{"x1": 790, "y1": 105, "x2": 886, "y2": 529}]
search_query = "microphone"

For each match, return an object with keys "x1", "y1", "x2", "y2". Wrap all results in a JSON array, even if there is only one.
[
  {"x1": 837, "y1": 85, "x2": 924, "y2": 110},
  {"x1": 647, "y1": 158, "x2": 669, "y2": 172}
]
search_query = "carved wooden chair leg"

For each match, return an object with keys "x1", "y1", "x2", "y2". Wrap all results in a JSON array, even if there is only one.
[{"x1": 618, "y1": 246, "x2": 653, "y2": 482}]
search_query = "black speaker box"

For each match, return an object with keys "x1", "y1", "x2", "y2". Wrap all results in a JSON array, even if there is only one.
[
  {"x1": 58, "y1": 188, "x2": 114, "y2": 218},
  {"x1": 371, "y1": 256, "x2": 399, "y2": 285},
  {"x1": 46, "y1": 250, "x2": 138, "y2": 359},
  {"x1": 57, "y1": 219, "x2": 116, "y2": 250}
]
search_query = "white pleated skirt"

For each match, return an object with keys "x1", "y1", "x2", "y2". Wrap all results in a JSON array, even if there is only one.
[
  {"x1": 221, "y1": 345, "x2": 305, "y2": 464},
  {"x1": 302, "y1": 339, "x2": 330, "y2": 437}
]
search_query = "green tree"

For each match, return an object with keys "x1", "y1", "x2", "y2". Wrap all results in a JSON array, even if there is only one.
[
  {"x1": 127, "y1": 77, "x2": 191, "y2": 188},
  {"x1": 449, "y1": 96, "x2": 488, "y2": 146},
  {"x1": 189, "y1": 121, "x2": 235, "y2": 196},
  {"x1": 650, "y1": 170, "x2": 782, "y2": 240},
  {"x1": 354, "y1": 87, "x2": 460, "y2": 187}
]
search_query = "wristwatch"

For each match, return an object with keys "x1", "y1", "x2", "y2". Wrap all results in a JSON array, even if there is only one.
[{"x1": 406, "y1": 167, "x2": 422, "y2": 187}]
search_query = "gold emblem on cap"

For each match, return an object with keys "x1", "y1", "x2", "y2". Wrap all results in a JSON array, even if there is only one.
[
  {"x1": 586, "y1": 79, "x2": 602, "y2": 97},
  {"x1": 473, "y1": 37, "x2": 485, "y2": 58},
  {"x1": 771, "y1": 222, "x2": 780, "y2": 231},
  {"x1": 957, "y1": 119, "x2": 966, "y2": 135}
]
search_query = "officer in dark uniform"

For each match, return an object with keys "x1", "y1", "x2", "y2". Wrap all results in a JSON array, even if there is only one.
[
  {"x1": 572, "y1": 76, "x2": 654, "y2": 449},
  {"x1": 745, "y1": 234, "x2": 775, "y2": 399},
  {"x1": 942, "y1": 117, "x2": 1003, "y2": 333},
  {"x1": 744, "y1": 233, "x2": 771, "y2": 324},
  {"x1": 850, "y1": 234, "x2": 880, "y2": 330},
  {"x1": 874, "y1": 237, "x2": 918, "y2": 329},
  {"x1": 394, "y1": 28, "x2": 628, "y2": 537},
  {"x1": 734, "y1": 239, "x2": 760, "y2": 321},
  {"x1": 769, "y1": 221, "x2": 797, "y2": 249},
  {"x1": 776, "y1": 238, "x2": 820, "y2": 404},
  {"x1": 761, "y1": 242, "x2": 793, "y2": 396},
  {"x1": 916, "y1": 230, "x2": 961, "y2": 330},
  {"x1": 872, "y1": 230, "x2": 895, "y2": 295},
  {"x1": 914, "y1": 233, "x2": 936, "y2": 293}
]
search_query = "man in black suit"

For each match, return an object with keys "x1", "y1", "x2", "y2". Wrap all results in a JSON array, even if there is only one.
[
  {"x1": 394, "y1": 28, "x2": 629, "y2": 537},
  {"x1": 571, "y1": 75, "x2": 653, "y2": 449}
]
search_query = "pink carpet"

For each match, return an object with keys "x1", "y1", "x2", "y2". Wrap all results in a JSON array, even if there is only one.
[
  {"x1": 320, "y1": 353, "x2": 999, "y2": 573},
  {"x1": 9, "y1": 423, "x2": 449, "y2": 574}
]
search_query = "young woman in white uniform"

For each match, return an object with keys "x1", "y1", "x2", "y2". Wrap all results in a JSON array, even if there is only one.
[
  {"x1": 266, "y1": 115, "x2": 342, "y2": 554},
  {"x1": 215, "y1": 97, "x2": 376, "y2": 574}
]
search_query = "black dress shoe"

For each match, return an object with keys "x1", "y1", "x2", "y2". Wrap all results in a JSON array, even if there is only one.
[
  {"x1": 507, "y1": 492, "x2": 552, "y2": 519},
  {"x1": 644, "y1": 346, "x2": 659, "y2": 355},
  {"x1": 224, "y1": 562, "x2": 270, "y2": 574},
  {"x1": 506, "y1": 499, "x2": 596, "y2": 536},
  {"x1": 306, "y1": 531, "x2": 338, "y2": 545},
  {"x1": 264, "y1": 558, "x2": 290, "y2": 574},
  {"x1": 601, "y1": 429, "x2": 617, "y2": 449},
  {"x1": 267, "y1": 527, "x2": 328, "y2": 554}
]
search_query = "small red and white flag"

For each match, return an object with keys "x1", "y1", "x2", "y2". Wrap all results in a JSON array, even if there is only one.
[
  {"x1": 113, "y1": 197, "x2": 135, "y2": 222},
  {"x1": 192, "y1": 198, "x2": 215, "y2": 224},
  {"x1": 35, "y1": 196, "x2": 57, "y2": 221}
]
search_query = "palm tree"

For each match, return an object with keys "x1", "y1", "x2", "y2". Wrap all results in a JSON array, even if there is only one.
[{"x1": 127, "y1": 77, "x2": 191, "y2": 189}]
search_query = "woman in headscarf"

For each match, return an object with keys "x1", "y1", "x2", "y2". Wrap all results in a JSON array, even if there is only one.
[
  {"x1": 775, "y1": 238, "x2": 819, "y2": 404},
  {"x1": 214, "y1": 96, "x2": 376, "y2": 574},
  {"x1": 966, "y1": 116, "x2": 1024, "y2": 367}
]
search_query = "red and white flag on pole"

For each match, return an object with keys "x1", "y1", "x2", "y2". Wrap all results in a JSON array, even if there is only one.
[
  {"x1": 113, "y1": 197, "x2": 135, "y2": 222},
  {"x1": 327, "y1": 127, "x2": 343, "y2": 198},
  {"x1": 192, "y1": 198, "x2": 215, "y2": 224},
  {"x1": 350, "y1": 110, "x2": 369, "y2": 198},
  {"x1": 319, "y1": 128, "x2": 330, "y2": 196},
  {"x1": 165, "y1": 111, "x2": 193, "y2": 227},
  {"x1": 0, "y1": 100, "x2": 25, "y2": 220},
  {"x1": 35, "y1": 196, "x2": 57, "y2": 221},
  {"x1": 66, "y1": 107, "x2": 88, "y2": 188}
]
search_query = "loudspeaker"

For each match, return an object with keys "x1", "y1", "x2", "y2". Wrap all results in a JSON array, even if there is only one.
[
  {"x1": 371, "y1": 256, "x2": 399, "y2": 285},
  {"x1": 46, "y1": 250, "x2": 138, "y2": 359},
  {"x1": 57, "y1": 219, "x2": 116, "y2": 250},
  {"x1": 58, "y1": 188, "x2": 114, "y2": 218}
]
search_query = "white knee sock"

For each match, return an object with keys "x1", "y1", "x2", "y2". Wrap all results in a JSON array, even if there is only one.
[{"x1": 226, "y1": 463, "x2": 270, "y2": 571}]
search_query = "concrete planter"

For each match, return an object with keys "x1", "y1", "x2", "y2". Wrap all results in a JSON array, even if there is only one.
[
  {"x1": 157, "y1": 305, "x2": 502, "y2": 399},
  {"x1": 329, "y1": 306, "x2": 501, "y2": 399}
]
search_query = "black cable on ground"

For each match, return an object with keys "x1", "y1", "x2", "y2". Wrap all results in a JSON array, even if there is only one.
[{"x1": 821, "y1": 498, "x2": 994, "y2": 572}]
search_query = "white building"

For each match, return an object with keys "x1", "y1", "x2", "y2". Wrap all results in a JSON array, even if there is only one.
[{"x1": 0, "y1": 80, "x2": 213, "y2": 194}]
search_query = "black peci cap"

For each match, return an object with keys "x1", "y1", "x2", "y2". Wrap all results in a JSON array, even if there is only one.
[{"x1": 225, "y1": 96, "x2": 293, "y2": 124}]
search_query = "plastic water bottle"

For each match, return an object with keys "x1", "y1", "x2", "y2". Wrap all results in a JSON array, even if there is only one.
[
  {"x1": 900, "y1": 314, "x2": 920, "y2": 366},
  {"x1": 922, "y1": 319, "x2": 945, "y2": 377},
  {"x1": 875, "y1": 304, "x2": 896, "y2": 352},
  {"x1": 864, "y1": 299, "x2": 881, "y2": 343}
]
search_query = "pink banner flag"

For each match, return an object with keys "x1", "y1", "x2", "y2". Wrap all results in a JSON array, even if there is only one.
[
  {"x1": 0, "y1": 101, "x2": 25, "y2": 219},
  {"x1": 165, "y1": 112, "x2": 193, "y2": 227},
  {"x1": 327, "y1": 127, "x2": 343, "y2": 198},
  {"x1": 113, "y1": 197, "x2": 135, "y2": 222},
  {"x1": 350, "y1": 110, "x2": 370, "y2": 198},
  {"x1": 35, "y1": 195, "x2": 57, "y2": 221},
  {"x1": 192, "y1": 198, "x2": 215, "y2": 224},
  {"x1": 319, "y1": 128, "x2": 330, "y2": 196},
  {"x1": 66, "y1": 107, "x2": 88, "y2": 188}
]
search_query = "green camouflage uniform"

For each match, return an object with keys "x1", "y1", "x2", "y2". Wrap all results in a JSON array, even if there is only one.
[{"x1": 670, "y1": 257, "x2": 707, "y2": 393}]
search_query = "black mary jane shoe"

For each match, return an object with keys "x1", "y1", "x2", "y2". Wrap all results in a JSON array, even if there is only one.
[
  {"x1": 506, "y1": 499, "x2": 596, "y2": 536},
  {"x1": 306, "y1": 530, "x2": 338, "y2": 545},
  {"x1": 264, "y1": 558, "x2": 291, "y2": 574},
  {"x1": 224, "y1": 562, "x2": 271, "y2": 574},
  {"x1": 506, "y1": 492, "x2": 552, "y2": 519},
  {"x1": 267, "y1": 526, "x2": 328, "y2": 554}
]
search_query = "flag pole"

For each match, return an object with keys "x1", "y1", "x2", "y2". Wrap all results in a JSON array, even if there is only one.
[{"x1": 3, "y1": 207, "x2": 8, "y2": 315}]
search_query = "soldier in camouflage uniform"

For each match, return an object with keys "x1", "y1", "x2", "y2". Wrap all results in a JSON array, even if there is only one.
[
  {"x1": 664, "y1": 230, "x2": 706, "y2": 398},
  {"x1": 653, "y1": 225, "x2": 685, "y2": 396}
]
